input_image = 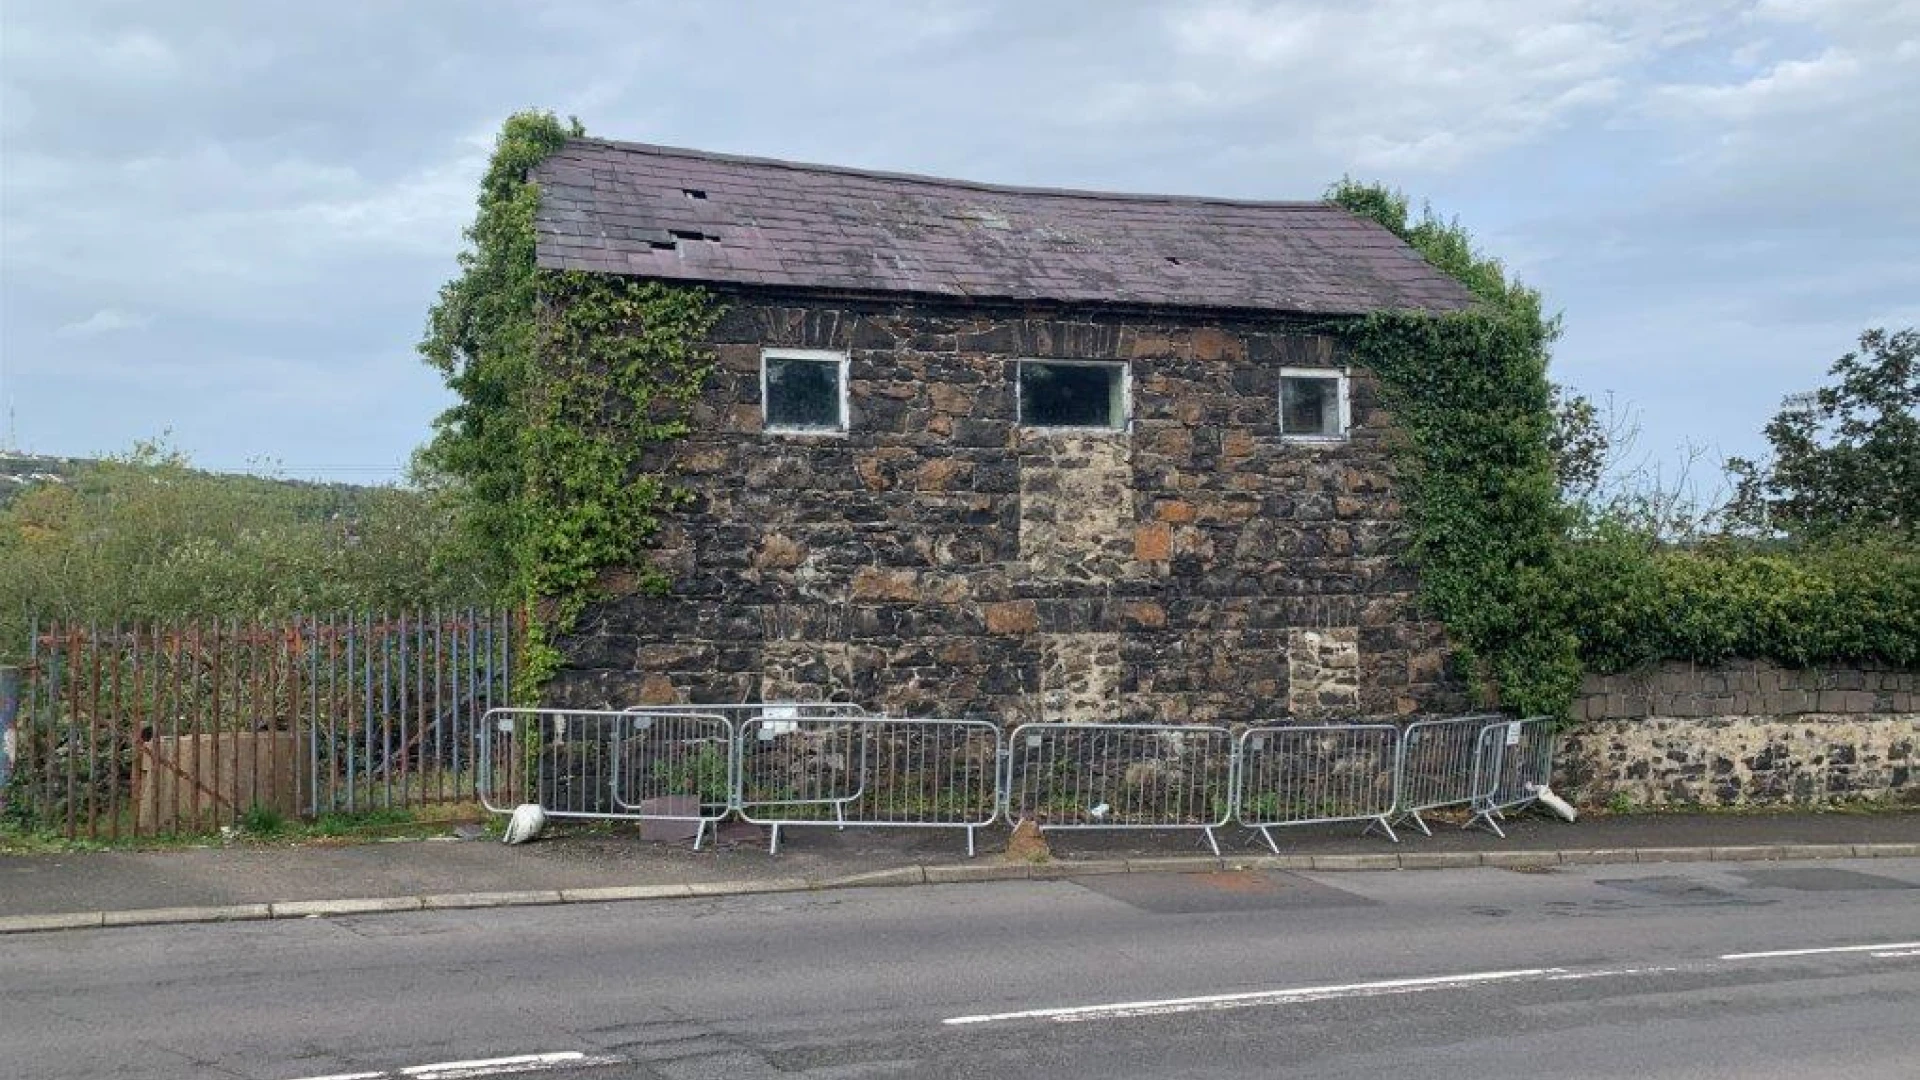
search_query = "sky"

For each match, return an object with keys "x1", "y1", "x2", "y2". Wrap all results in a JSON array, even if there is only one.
[{"x1": 3, "y1": 0, "x2": 1916, "y2": 492}]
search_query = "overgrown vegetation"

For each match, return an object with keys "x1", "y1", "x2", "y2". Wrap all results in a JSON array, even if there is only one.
[
  {"x1": 1331, "y1": 180, "x2": 1578, "y2": 714},
  {"x1": 0, "y1": 440, "x2": 499, "y2": 660},
  {"x1": 419, "y1": 110, "x2": 720, "y2": 692},
  {"x1": 1331, "y1": 179, "x2": 1918, "y2": 711}
]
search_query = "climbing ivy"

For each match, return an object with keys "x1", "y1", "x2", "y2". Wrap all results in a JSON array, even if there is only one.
[
  {"x1": 1330, "y1": 180, "x2": 1580, "y2": 715},
  {"x1": 419, "y1": 111, "x2": 720, "y2": 693},
  {"x1": 1339, "y1": 310, "x2": 1581, "y2": 715}
]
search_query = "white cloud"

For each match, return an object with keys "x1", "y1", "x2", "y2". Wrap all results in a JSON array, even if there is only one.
[
  {"x1": 55, "y1": 308, "x2": 152, "y2": 338},
  {"x1": 1147, "y1": 0, "x2": 1732, "y2": 171}
]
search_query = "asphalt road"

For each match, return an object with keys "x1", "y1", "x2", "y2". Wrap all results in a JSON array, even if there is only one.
[{"x1": 3, "y1": 857, "x2": 1916, "y2": 1079}]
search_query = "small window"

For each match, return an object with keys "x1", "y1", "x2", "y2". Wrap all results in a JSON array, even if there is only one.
[
  {"x1": 1018, "y1": 360, "x2": 1128, "y2": 430},
  {"x1": 1279, "y1": 368, "x2": 1349, "y2": 439},
  {"x1": 762, "y1": 349, "x2": 848, "y2": 433}
]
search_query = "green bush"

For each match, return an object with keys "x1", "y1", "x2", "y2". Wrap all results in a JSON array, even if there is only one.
[
  {"x1": 0, "y1": 443, "x2": 503, "y2": 660},
  {"x1": 1561, "y1": 522, "x2": 1918, "y2": 672}
]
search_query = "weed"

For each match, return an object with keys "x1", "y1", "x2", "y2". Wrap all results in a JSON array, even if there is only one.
[{"x1": 241, "y1": 803, "x2": 287, "y2": 836}]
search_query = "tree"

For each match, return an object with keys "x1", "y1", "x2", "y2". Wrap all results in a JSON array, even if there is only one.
[{"x1": 1725, "y1": 327, "x2": 1919, "y2": 537}]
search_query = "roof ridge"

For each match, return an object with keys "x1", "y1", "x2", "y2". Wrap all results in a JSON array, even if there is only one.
[{"x1": 563, "y1": 137, "x2": 1339, "y2": 212}]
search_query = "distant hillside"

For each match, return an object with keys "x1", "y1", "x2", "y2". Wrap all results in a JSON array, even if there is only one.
[
  {"x1": 0, "y1": 453, "x2": 87, "y2": 506},
  {"x1": 0, "y1": 452, "x2": 382, "y2": 510}
]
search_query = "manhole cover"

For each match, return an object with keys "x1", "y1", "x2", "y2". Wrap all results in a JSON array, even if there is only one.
[
  {"x1": 1735, "y1": 867, "x2": 1917, "y2": 892},
  {"x1": 1074, "y1": 870, "x2": 1377, "y2": 914}
]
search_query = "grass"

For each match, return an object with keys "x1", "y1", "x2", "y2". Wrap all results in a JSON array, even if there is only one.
[{"x1": 0, "y1": 800, "x2": 492, "y2": 853}]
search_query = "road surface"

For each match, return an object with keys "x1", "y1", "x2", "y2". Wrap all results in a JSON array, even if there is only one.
[{"x1": 3, "y1": 857, "x2": 1916, "y2": 1078}]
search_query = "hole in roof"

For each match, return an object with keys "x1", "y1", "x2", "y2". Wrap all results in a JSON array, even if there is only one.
[
  {"x1": 1165, "y1": 256, "x2": 1182, "y2": 266},
  {"x1": 682, "y1": 188, "x2": 707, "y2": 199},
  {"x1": 649, "y1": 240, "x2": 677, "y2": 252},
  {"x1": 670, "y1": 229, "x2": 718, "y2": 242}
]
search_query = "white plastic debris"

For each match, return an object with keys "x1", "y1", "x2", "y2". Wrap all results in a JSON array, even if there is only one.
[
  {"x1": 1089, "y1": 803, "x2": 1111, "y2": 819},
  {"x1": 1531, "y1": 785, "x2": 1578, "y2": 822},
  {"x1": 503, "y1": 803, "x2": 548, "y2": 844}
]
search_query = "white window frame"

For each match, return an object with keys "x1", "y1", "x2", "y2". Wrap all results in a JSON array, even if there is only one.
[
  {"x1": 761, "y1": 348, "x2": 850, "y2": 436},
  {"x1": 1278, "y1": 366, "x2": 1351, "y2": 442},
  {"x1": 1015, "y1": 358, "x2": 1132, "y2": 433}
]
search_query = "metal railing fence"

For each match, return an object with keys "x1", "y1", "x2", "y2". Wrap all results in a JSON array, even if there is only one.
[
  {"x1": 1003, "y1": 722, "x2": 1235, "y2": 855},
  {"x1": 1236, "y1": 723, "x2": 1401, "y2": 848},
  {"x1": 10, "y1": 612, "x2": 517, "y2": 839}
]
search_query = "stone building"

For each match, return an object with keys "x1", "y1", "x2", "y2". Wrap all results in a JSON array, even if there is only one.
[{"x1": 534, "y1": 138, "x2": 1478, "y2": 723}]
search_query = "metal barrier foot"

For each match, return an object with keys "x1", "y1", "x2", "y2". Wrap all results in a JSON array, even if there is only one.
[
  {"x1": 1363, "y1": 816, "x2": 1400, "y2": 844},
  {"x1": 1397, "y1": 810, "x2": 1433, "y2": 837},
  {"x1": 692, "y1": 819, "x2": 710, "y2": 852},
  {"x1": 769, "y1": 822, "x2": 783, "y2": 855},
  {"x1": 966, "y1": 826, "x2": 976, "y2": 859},
  {"x1": 1203, "y1": 827, "x2": 1222, "y2": 858},
  {"x1": 1259, "y1": 826, "x2": 1280, "y2": 855},
  {"x1": 1465, "y1": 806, "x2": 1507, "y2": 838}
]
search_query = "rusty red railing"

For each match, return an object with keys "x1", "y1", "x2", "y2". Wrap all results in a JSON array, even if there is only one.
[{"x1": 6, "y1": 610, "x2": 519, "y2": 839}]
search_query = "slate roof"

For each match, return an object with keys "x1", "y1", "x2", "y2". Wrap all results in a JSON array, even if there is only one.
[{"x1": 532, "y1": 139, "x2": 1475, "y2": 316}]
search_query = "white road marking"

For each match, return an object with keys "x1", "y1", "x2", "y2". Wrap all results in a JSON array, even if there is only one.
[
  {"x1": 1541, "y1": 965, "x2": 1682, "y2": 982},
  {"x1": 1870, "y1": 949, "x2": 1920, "y2": 959},
  {"x1": 404, "y1": 1053, "x2": 620, "y2": 1079},
  {"x1": 287, "y1": 1051, "x2": 621, "y2": 1080},
  {"x1": 943, "y1": 967, "x2": 1563, "y2": 1026},
  {"x1": 1721, "y1": 941, "x2": 1920, "y2": 961}
]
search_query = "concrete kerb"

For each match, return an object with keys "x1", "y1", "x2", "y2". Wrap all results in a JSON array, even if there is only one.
[{"x1": 3, "y1": 842, "x2": 1916, "y2": 936}]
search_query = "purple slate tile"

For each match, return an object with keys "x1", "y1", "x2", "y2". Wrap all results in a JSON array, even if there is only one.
[{"x1": 530, "y1": 139, "x2": 1472, "y2": 315}]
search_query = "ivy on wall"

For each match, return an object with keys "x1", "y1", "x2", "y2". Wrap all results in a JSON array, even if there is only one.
[
  {"x1": 419, "y1": 111, "x2": 720, "y2": 693},
  {"x1": 1339, "y1": 310, "x2": 1582, "y2": 716},
  {"x1": 1330, "y1": 179, "x2": 1580, "y2": 715}
]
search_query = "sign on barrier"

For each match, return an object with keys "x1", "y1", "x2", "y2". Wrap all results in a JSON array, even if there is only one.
[
  {"x1": 1004, "y1": 723, "x2": 1234, "y2": 855},
  {"x1": 1236, "y1": 723, "x2": 1401, "y2": 847},
  {"x1": 1467, "y1": 716, "x2": 1556, "y2": 837},
  {"x1": 735, "y1": 715, "x2": 1002, "y2": 856}
]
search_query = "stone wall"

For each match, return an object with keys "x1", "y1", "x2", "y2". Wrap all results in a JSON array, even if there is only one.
[
  {"x1": 555, "y1": 293, "x2": 1467, "y2": 723},
  {"x1": 1560, "y1": 661, "x2": 1918, "y2": 807}
]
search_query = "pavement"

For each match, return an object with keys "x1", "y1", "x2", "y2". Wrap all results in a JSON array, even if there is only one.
[
  {"x1": 3, "y1": 807, "x2": 1916, "y2": 933},
  {"x1": 5, "y1": 853, "x2": 1919, "y2": 1078}
]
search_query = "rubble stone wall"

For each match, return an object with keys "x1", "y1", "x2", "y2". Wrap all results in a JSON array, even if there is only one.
[
  {"x1": 1560, "y1": 661, "x2": 1918, "y2": 806},
  {"x1": 552, "y1": 293, "x2": 1468, "y2": 723}
]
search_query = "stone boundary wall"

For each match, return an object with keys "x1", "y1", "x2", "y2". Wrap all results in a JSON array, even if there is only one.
[{"x1": 1561, "y1": 660, "x2": 1917, "y2": 807}]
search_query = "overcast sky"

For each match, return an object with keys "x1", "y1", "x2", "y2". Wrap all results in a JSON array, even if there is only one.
[{"x1": 3, "y1": 1, "x2": 1916, "y2": 490}]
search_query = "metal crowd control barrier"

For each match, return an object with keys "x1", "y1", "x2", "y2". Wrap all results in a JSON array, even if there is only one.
[
  {"x1": 734, "y1": 715, "x2": 1002, "y2": 856},
  {"x1": 1004, "y1": 723, "x2": 1235, "y2": 856},
  {"x1": 608, "y1": 710, "x2": 735, "y2": 850},
  {"x1": 1235, "y1": 723, "x2": 1401, "y2": 847},
  {"x1": 479, "y1": 707, "x2": 651, "y2": 821},
  {"x1": 1392, "y1": 713, "x2": 1503, "y2": 836},
  {"x1": 1467, "y1": 716, "x2": 1556, "y2": 837}
]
